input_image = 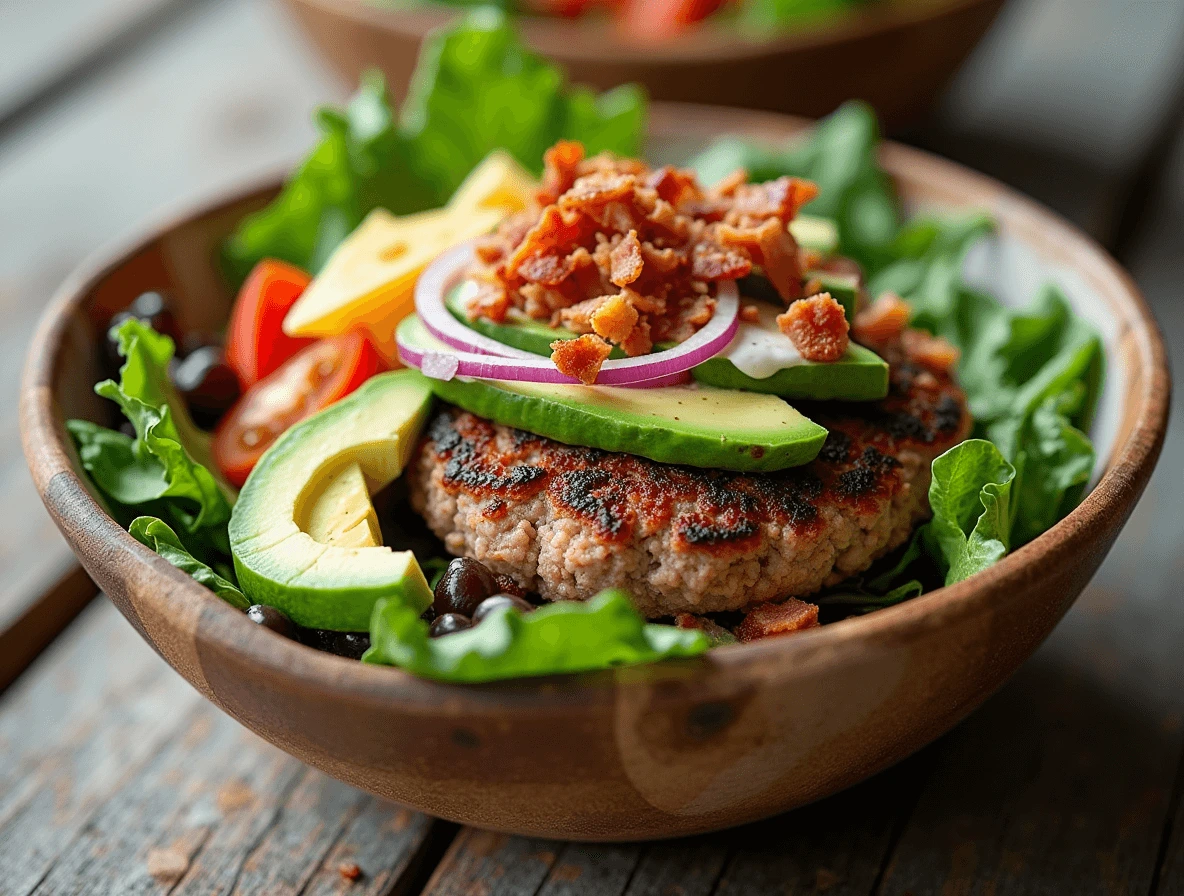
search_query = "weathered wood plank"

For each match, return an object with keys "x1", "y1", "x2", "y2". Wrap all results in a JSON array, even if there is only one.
[
  {"x1": 876, "y1": 116, "x2": 1184, "y2": 896},
  {"x1": 421, "y1": 758, "x2": 925, "y2": 896},
  {"x1": 0, "y1": 597, "x2": 442, "y2": 896},
  {"x1": 1115, "y1": 127, "x2": 1184, "y2": 896},
  {"x1": 0, "y1": 0, "x2": 339, "y2": 679},
  {"x1": 0, "y1": 0, "x2": 180, "y2": 125},
  {"x1": 915, "y1": 0, "x2": 1184, "y2": 242}
]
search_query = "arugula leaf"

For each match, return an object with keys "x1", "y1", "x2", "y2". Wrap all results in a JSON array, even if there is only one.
[
  {"x1": 223, "y1": 8, "x2": 645, "y2": 282},
  {"x1": 93, "y1": 319, "x2": 233, "y2": 532},
  {"x1": 924, "y1": 440, "x2": 1016, "y2": 585},
  {"x1": 129, "y1": 517, "x2": 248, "y2": 609},
  {"x1": 365, "y1": 589, "x2": 709, "y2": 682},
  {"x1": 690, "y1": 101, "x2": 900, "y2": 275}
]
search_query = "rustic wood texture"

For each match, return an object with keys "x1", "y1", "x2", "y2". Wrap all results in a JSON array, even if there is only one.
[
  {"x1": 0, "y1": 0, "x2": 340, "y2": 672},
  {"x1": 0, "y1": 598, "x2": 446, "y2": 896},
  {"x1": 283, "y1": 0, "x2": 1003, "y2": 128}
]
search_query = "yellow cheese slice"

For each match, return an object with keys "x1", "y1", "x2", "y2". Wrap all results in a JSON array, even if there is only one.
[
  {"x1": 449, "y1": 150, "x2": 538, "y2": 214},
  {"x1": 282, "y1": 153, "x2": 540, "y2": 341},
  {"x1": 302, "y1": 462, "x2": 381, "y2": 548}
]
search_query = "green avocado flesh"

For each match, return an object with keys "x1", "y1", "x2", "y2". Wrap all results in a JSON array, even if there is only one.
[
  {"x1": 691, "y1": 301, "x2": 888, "y2": 400},
  {"x1": 445, "y1": 282, "x2": 886, "y2": 402},
  {"x1": 229, "y1": 370, "x2": 435, "y2": 631},
  {"x1": 400, "y1": 314, "x2": 827, "y2": 471},
  {"x1": 789, "y1": 215, "x2": 838, "y2": 254}
]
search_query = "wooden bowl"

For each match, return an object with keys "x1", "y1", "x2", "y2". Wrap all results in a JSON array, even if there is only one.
[
  {"x1": 21, "y1": 104, "x2": 1169, "y2": 842},
  {"x1": 281, "y1": 0, "x2": 1005, "y2": 128}
]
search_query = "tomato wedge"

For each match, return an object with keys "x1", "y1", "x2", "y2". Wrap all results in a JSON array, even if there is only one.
[
  {"x1": 618, "y1": 0, "x2": 725, "y2": 40},
  {"x1": 226, "y1": 260, "x2": 316, "y2": 389},
  {"x1": 213, "y1": 332, "x2": 383, "y2": 487}
]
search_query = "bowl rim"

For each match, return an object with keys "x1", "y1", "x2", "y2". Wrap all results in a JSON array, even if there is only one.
[
  {"x1": 290, "y1": 0, "x2": 1006, "y2": 64},
  {"x1": 21, "y1": 102, "x2": 1170, "y2": 713}
]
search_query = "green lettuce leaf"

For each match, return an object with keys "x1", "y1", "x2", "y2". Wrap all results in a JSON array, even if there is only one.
[
  {"x1": 130, "y1": 517, "x2": 247, "y2": 609},
  {"x1": 689, "y1": 101, "x2": 900, "y2": 275},
  {"x1": 924, "y1": 440, "x2": 1016, "y2": 585},
  {"x1": 365, "y1": 589, "x2": 709, "y2": 682},
  {"x1": 93, "y1": 318, "x2": 233, "y2": 533},
  {"x1": 222, "y1": 8, "x2": 645, "y2": 282}
]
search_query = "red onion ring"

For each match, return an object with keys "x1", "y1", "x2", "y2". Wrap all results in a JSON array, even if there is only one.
[{"x1": 409, "y1": 242, "x2": 739, "y2": 387}]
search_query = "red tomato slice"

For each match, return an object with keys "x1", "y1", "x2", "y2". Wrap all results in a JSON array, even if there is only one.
[
  {"x1": 226, "y1": 259, "x2": 316, "y2": 389},
  {"x1": 213, "y1": 331, "x2": 384, "y2": 487}
]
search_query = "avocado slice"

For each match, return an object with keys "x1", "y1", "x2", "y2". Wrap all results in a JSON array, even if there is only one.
[
  {"x1": 444, "y1": 285, "x2": 885, "y2": 401},
  {"x1": 789, "y1": 215, "x2": 839, "y2": 255},
  {"x1": 229, "y1": 370, "x2": 435, "y2": 631},
  {"x1": 691, "y1": 301, "x2": 888, "y2": 400},
  {"x1": 399, "y1": 315, "x2": 826, "y2": 471}
]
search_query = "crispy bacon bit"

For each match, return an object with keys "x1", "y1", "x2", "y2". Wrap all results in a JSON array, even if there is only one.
[
  {"x1": 591, "y1": 293, "x2": 640, "y2": 345},
  {"x1": 735, "y1": 598, "x2": 820, "y2": 642},
  {"x1": 708, "y1": 167, "x2": 749, "y2": 199},
  {"x1": 902, "y1": 329, "x2": 961, "y2": 374},
  {"x1": 740, "y1": 303, "x2": 762, "y2": 323},
  {"x1": 539, "y1": 140, "x2": 586, "y2": 204},
  {"x1": 778, "y1": 293, "x2": 850, "y2": 362},
  {"x1": 466, "y1": 280, "x2": 511, "y2": 324},
  {"x1": 338, "y1": 862, "x2": 363, "y2": 882},
  {"x1": 551, "y1": 334, "x2": 612, "y2": 385},
  {"x1": 609, "y1": 229, "x2": 644, "y2": 286},
  {"x1": 468, "y1": 141, "x2": 819, "y2": 358},
  {"x1": 853, "y1": 293, "x2": 911, "y2": 347},
  {"x1": 691, "y1": 241, "x2": 752, "y2": 280}
]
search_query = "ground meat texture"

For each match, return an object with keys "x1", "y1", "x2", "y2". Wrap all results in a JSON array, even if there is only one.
[
  {"x1": 777, "y1": 292, "x2": 850, "y2": 362},
  {"x1": 408, "y1": 333, "x2": 972, "y2": 618}
]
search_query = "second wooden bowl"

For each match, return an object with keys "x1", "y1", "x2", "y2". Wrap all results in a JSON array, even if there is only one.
[
  {"x1": 21, "y1": 103, "x2": 1169, "y2": 841},
  {"x1": 282, "y1": 0, "x2": 1005, "y2": 127}
]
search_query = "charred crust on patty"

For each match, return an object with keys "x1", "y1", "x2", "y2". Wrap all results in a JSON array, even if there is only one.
[{"x1": 410, "y1": 327, "x2": 974, "y2": 617}]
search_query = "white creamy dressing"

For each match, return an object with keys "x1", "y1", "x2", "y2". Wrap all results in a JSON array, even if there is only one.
[{"x1": 716, "y1": 301, "x2": 805, "y2": 379}]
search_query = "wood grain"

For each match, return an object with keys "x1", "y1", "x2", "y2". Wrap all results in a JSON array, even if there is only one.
[
  {"x1": 0, "y1": 598, "x2": 443, "y2": 896},
  {"x1": 0, "y1": 0, "x2": 339, "y2": 678}
]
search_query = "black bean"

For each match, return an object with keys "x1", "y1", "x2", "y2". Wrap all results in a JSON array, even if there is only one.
[
  {"x1": 429, "y1": 613, "x2": 473, "y2": 638},
  {"x1": 472, "y1": 594, "x2": 534, "y2": 624},
  {"x1": 247, "y1": 604, "x2": 301, "y2": 640},
  {"x1": 433, "y1": 557, "x2": 498, "y2": 617},
  {"x1": 105, "y1": 291, "x2": 182, "y2": 374},
  {"x1": 170, "y1": 345, "x2": 240, "y2": 429},
  {"x1": 301, "y1": 629, "x2": 371, "y2": 660}
]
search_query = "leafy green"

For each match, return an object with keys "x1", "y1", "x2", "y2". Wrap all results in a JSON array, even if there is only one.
[
  {"x1": 130, "y1": 517, "x2": 248, "y2": 610},
  {"x1": 222, "y1": 8, "x2": 645, "y2": 282},
  {"x1": 690, "y1": 101, "x2": 900, "y2": 275},
  {"x1": 365, "y1": 590, "x2": 709, "y2": 682},
  {"x1": 924, "y1": 440, "x2": 1016, "y2": 585},
  {"x1": 68, "y1": 318, "x2": 236, "y2": 588},
  {"x1": 91, "y1": 319, "x2": 233, "y2": 531}
]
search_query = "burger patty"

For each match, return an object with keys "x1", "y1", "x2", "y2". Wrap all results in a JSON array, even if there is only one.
[{"x1": 408, "y1": 350, "x2": 972, "y2": 618}]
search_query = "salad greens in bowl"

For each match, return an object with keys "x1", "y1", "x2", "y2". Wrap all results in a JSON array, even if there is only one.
[{"x1": 22, "y1": 10, "x2": 1167, "y2": 839}]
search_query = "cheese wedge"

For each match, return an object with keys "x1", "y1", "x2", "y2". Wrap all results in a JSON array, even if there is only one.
[
  {"x1": 449, "y1": 150, "x2": 538, "y2": 215},
  {"x1": 282, "y1": 152, "x2": 540, "y2": 341},
  {"x1": 282, "y1": 205, "x2": 505, "y2": 338}
]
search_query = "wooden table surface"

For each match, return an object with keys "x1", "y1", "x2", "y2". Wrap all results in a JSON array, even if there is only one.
[{"x1": 1, "y1": 0, "x2": 1182, "y2": 892}]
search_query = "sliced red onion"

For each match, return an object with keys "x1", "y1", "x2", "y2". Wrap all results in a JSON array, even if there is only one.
[
  {"x1": 411, "y1": 241, "x2": 739, "y2": 387},
  {"x1": 400, "y1": 336, "x2": 691, "y2": 388}
]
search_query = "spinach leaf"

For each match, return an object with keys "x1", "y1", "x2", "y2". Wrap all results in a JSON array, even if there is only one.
[
  {"x1": 365, "y1": 589, "x2": 709, "y2": 682},
  {"x1": 223, "y1": 8, "x2": 645, "y2": 282},
  {"x1": 924, "y1": 439, "x2": 1016, "y2": 585},
  {"x1": 690, "y1": 101, "x2": 900, "y2": 275},
  {"x1": 129, "y1": 516, "x2": 248, "y2": 610}
]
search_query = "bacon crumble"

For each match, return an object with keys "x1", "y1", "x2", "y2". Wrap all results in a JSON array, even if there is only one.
[
  {"x1": 777, "y1": 292, "x2": 850, "y2": 362},
  {"x1": 469, "y1": 142, "x2": 819, "y2": 383}
]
